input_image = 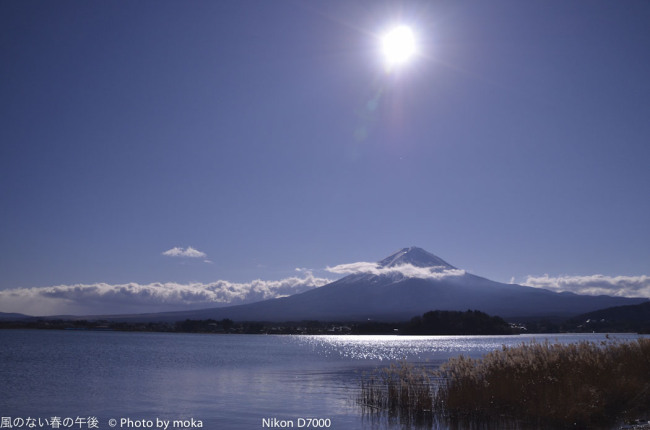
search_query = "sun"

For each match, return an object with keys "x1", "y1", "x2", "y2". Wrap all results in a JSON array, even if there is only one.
[{"x1": 381, "y1": 25, "x2": 417, "y2": 69}]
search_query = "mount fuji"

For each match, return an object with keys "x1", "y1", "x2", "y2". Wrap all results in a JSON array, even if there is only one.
[{"x1": 122, "y1": 247, "x2": 648, "y2": 322}]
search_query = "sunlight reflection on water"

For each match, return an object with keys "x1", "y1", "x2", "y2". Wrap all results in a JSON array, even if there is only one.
[{"x1": 291, "y1": 333, "x2": 644, "y2": 363}]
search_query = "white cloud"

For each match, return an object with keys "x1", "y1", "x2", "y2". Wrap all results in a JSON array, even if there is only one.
[
  {"x1": 326, "y1": 262, "x2": 465, "y2": 280},
  {"x1": 523, "y1": 274, "x2": 650, "y2": 298},
  {"x1": 0, "y1": 272, "x2": 332, "y2": 316},
  {"x1": 162, "y1": 246, "x2": 207, "y2": 258}
]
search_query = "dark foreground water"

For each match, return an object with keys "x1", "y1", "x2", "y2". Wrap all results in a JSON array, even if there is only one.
[{"x1": 0, "y1": 330, "x2": 644, "y2": 429}]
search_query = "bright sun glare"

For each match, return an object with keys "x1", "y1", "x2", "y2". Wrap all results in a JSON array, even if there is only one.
[{"x1": 381, "y1": 25, "x2": 416, "y2": 68}]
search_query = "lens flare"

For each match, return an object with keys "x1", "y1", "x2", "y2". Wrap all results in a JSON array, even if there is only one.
[{"x1": 381, "y1": 26, "x2": 416, "y2": 67}]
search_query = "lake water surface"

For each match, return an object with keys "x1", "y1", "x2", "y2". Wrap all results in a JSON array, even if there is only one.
[{"x1": 0, "y1": 330, "x2": 644, "y2": 429}]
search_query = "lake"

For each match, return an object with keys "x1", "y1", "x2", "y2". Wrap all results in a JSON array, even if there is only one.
[{"x1": 0, "y1": 330, "x2": 644, "y2": 429}]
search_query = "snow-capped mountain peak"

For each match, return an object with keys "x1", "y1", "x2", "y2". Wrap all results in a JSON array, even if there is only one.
[{"x1": 377, "y1": 247, "x2": 457, "y2": 270}]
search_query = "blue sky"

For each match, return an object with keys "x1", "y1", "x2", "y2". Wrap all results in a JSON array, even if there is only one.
[{"x1": 1, "y1": 1, "x2": 649, "y2": 315}]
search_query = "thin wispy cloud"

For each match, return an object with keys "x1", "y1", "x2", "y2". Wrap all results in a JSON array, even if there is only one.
[
  {"x1": 0, "y1": 272, "x2": 332, "y2": 316},
  {"x1": 326, "y1": 262, "x2": 465, "y2": 280},
  {"x1": 162, "y1": 246, "x2": 207, "y2": 258},
  {"x1": 523, "y1": 274, "x2": 650, "y2": 298}
]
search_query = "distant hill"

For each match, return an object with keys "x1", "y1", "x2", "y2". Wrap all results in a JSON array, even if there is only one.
[
  {"x1": 94, "y1": 247, "x2": 648, "y2": 323},
  {"x1": 0, "y1": 312, "x2": 33, "y2": 320},
  {"x1": 569, "y1": 301, "x2": 650, "y2": 333}
]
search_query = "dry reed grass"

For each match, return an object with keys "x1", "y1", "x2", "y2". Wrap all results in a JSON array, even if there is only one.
[
  {"x1": 359, "y1": 338, "x2": 650, "y2": 428},
  {"x1": 359, "y1": 361, "x2": 438, "y2": 426}
]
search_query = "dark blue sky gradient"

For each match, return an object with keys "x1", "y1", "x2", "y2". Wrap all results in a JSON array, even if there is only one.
[{"x1": 1, "y1": 0, "x2": 649, "y2": 288}]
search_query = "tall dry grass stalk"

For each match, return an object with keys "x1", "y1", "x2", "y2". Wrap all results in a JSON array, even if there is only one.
[{"x1": 359, "y1": 338, "x2": 650, "y2": 428}]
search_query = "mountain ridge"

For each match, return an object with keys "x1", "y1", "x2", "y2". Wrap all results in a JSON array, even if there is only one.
[{"x1": 85, "y1": 247, "x2": 647, "y2": 322}]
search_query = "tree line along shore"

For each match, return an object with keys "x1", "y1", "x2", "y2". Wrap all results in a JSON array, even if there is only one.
[{"x1": 1, "y1": 308, "x2": 648, "y2": 335}]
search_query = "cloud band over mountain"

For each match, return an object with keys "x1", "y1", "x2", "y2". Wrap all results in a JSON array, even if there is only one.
[
  {"x1": 326, "y1": 262, "x2": 466, "y2": 280},
  {"x1": 0, "y1": 272, "x2": 331, "y2": 316},
  {"x1": 523, "y1": 274, "x2": 650, "y2": 298},
  {"x1": 3, "y1": 264, "x2": 648, "y2": 318}
]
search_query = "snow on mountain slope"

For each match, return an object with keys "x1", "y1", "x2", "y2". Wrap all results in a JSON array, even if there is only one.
[{"x1": 378, "y1": 247, "x2": 457, "y2": 269}]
